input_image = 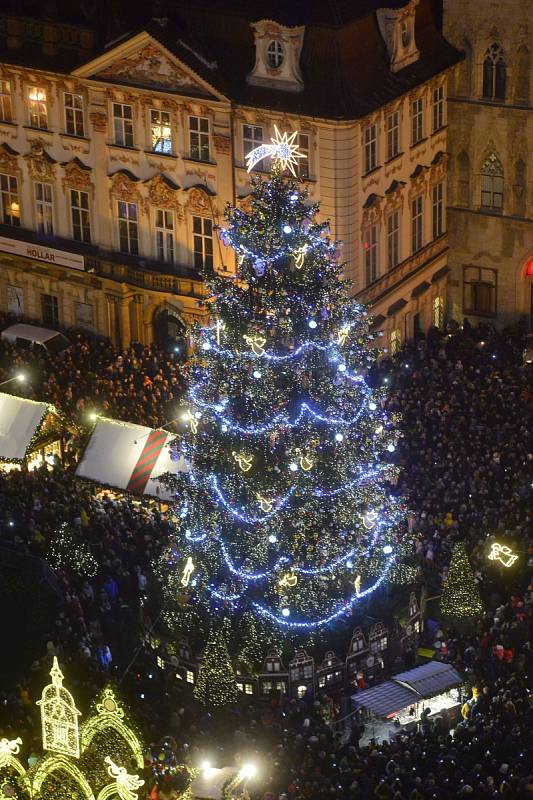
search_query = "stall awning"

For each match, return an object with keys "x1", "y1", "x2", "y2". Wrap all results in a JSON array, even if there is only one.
[
  {"x1": 352, "y1": 681, "x2": 419, "y2": 716},
  {"x1": 352, "y1": 661, "x2": 463, "y2": 717},
  {"x1": 394, "y1": 661, "x2": 463, "y2": 696},
  {"x1": 0, "y1": 392, "x2": 51, "y2": 461},
  {"x1": 76, "y1": 418, "x2": 188, "y2": 500}
]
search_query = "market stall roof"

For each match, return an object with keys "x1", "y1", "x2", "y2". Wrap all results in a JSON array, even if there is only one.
[
  {"x1": 0, "y1": 392, "x2": 51, "y2": 461},
  {"x1": 394, "y1": 661, "x2": 463, "y2": 696},
  {"x1": 76, "y1": 418, "x2": 188, "y2": 500},
  {"x1": 352, "y1": 680, "x2": 419, "y2": 717},
  {"x1": 352, "y1": 661, "x2": 463, "y2": 717}
]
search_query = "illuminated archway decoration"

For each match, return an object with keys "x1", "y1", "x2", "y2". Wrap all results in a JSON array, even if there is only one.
[
  {"x1": 80, "y1": 689, "x2": 144, "y2": 770},
  {"x1": 36, "y1": 657, "x2": 81, "y2": 758},
  {"x1": 488, "y1": 542, "x2": 518, "y2": 568},
  {"x1": 0, "y1": 737, "x2": 31, "y2": 796},
  {"x1": 96, "y1": 757, "x2": 144, "y2": 800},
  {"x1": 31, "y1": 754, "x2": 95, "y2": 799}
]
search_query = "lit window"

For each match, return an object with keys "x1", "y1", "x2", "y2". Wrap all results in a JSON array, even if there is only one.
[
  {"x1": 155, "y1": 208, "x2": 174, "y2": 263},
  {"x1": 387, "y1": 210, "x2": 400, "y2": 269},
  {"x1": 28, "y1": 87, "x2": 48, "y2": 129},
  {"x1": 482, "y1": 43, "x2": 506, "y2": 101},
  {"x1": 34, "y1": 182, "x2": 54, "y2": 235},
  {"x1": 297, "y1": 685, "x2": 307, "y2": 699},
  {"x1": 364, "y1": 224, "x2": 379, "y2": 284},
  {"x1": 389, "y1": 329, "x2": 401, "y2": 356},
  {"x1": 193, "y1": 216, "x2": 213, "y2": 270},
  {"x1": 113, "y1": 103, "x2": 134, "y2": 147},
  {"x1": 64, "y1": 93, "x2": 84, "y2": 137},
  {"x1": 411, "y1": 195, "x2": 424, "y2": 253},
  {"x1": 364, "y1": 124, "x2": 378, "y2": 173},
  {"x1": 0, "y1": 80, "x2": 12, "y2": 123},
  {"x1": 117, "y1": 200, "x2": 138, "y2": 254},
  {"x1": 386, "y1": 111, "x2": 400, "y2": 160},
  {"x1": 0, "y1": 174, "x2": 20, "y2": 226},
  {"x1": 296, "y1": 132, "x2": 310, "y2": 178},
  {"x1": 480, "y1": 152, "x2": 504, "y2": 211},
  {"x1": 318, "y1": 676, "x2": 325, "y2": 688},
  {"x1": 411, "y1": 96, "x2": 424, "y2": 145},
  {"x1": 151, "y1": 109, "x2": 172, "y2": 154},
  {"x1": 432, "y1": 85, "x2": 444, "y2": 132},
  {"x1": 267, "y1": 40, "x2": 284, "y2": 68},
  {"x1": 275, "y1": 681, "x2": 285, "y2": 692},
  {"x1": 463, "y1": 266, "x2": 497, "y2": 316},
  {"x1": 432, "y1": 182, "x2": 445, "y2": 238},
  {"x1": 244, "y1": 683, "x2": 253, "y2": 695},
  {"x1": 189, "y1": 116, "x2": 210, "y2": 161},
  {"x1": 262, "y1": 681, "x2": 272, "y2": 693},
  {"x1": 243, "y1": 124, "x2": 264, "y2": 169},
  {"x1": 70, "y1": 189, "x2": 91, "y2": 243},
  {"x1": 186, "y1": 670, "x2": 194, "y2": 684},
  {"x1": 433, "y1": 296, "x2": 444, "y2": 328},
  {"x1": 236, "y1": 682, "x2": 243, "y2": 692},
  {"x1": 273, "y1": 662, "x2": 280, "y2": 672}
]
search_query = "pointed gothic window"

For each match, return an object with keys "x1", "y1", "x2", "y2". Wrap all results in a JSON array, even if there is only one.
[
  {"x1": 482, "y1": 44, "x2": 506, "y2": 100},
  {"x1": 480, "y1": 152, "x2": 504, "y2": 210}
]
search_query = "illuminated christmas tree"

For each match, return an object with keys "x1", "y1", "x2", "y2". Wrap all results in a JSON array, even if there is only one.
[
  {"x1": 161, "y1": 132, "x2": 405, "y2": 653},
  {"x1": 194, "y1": 620, "x2": 237, "y2": 707},
  {"x1": 440, "y1": 540, "x2": 483, "y2": 625}
]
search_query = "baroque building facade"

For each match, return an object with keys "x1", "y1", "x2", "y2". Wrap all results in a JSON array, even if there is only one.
[
  {"x1": 444, "y1": 0, "x2": 533, "y2": 327},
  {"x1": 0, "y1": 1, "x2": 460, "y2": 349}
]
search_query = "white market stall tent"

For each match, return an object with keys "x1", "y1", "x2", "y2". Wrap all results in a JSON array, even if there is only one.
[
  {"x1": 0, "y1": 392, "x2": 62, "y2": 466},
  {"x1": 76, "y1": 417, "x2": 188, "y2": 500}
]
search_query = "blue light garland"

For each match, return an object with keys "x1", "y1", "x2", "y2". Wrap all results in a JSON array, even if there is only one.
[{"x1": 251, "y1": 555, "x2": 396, "y2": 629}]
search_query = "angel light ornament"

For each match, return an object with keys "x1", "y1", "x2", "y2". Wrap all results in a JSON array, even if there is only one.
[
  {"x1": 103, "y1": 757, "x2": 145, "y2": 800},
  {"x1": 488, "y1": 542, "x2": 518, "y2": 568}
]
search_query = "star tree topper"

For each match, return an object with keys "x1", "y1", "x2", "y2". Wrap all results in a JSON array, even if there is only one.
[{"x1": 246, "y1": 126, "x2": 307, "y2": 177}]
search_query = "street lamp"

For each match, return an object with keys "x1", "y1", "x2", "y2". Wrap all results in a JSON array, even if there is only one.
[{"x1": 0, "y1": 373, "x2": 26, "y2": 387}]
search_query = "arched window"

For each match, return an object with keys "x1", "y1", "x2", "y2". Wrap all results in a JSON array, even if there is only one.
[
  {"x1": 480, "y1": 152, "x2": 504, "y2": 210},
  {"x1": 482, "y1": 43, "x2": 506, "y2": 100}
]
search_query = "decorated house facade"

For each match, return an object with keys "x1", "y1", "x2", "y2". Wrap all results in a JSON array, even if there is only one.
[{"x1": 0, "y1": 1, "x2": 460, "y2": 348}]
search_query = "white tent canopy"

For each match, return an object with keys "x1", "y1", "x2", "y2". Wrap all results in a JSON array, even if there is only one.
[
  {"x1": 76, "y1": 418, "x2": 187, "y2": 500},
  {"x1": 0, "y1": 392, "x2": 50, "y2": 461}
]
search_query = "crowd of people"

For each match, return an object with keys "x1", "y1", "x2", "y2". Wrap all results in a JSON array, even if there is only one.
[
  {"x1": 0, "y1": 316, "x2": 185, "y2": 428},
  {"x1": 0, "y1": 320, "x2": 531, "y2": 798}
]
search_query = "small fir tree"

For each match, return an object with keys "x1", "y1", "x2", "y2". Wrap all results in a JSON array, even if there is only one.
[
  {"x1": 440, "y1": 541, "x2": 483, "y2": 624},
  {"x1": 194, "y1": 619, "x2": 237, "y2": 707}
]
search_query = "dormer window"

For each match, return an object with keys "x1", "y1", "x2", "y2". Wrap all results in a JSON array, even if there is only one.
[
  {"x1": 267, "y1": 40, "x2": 285, "y2": 68},
  {"x1": 247, "y1": 20, "x2": 305, "y2": 92},
  {"x1": 376, "y1": 0, "x2": 420, "y2": 73}
]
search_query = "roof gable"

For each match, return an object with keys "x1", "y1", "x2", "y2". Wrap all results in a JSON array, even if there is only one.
[{"x1": 73, "y1": 33, "x2": 227, "y2": 101}]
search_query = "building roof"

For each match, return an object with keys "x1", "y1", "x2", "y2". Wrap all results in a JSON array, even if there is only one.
[
  {"x1": 0, "y1": 0, "x2": 462, "y2": 121},
  {"x1": 394, "y1": 661, "x2": 463, "y2": 696},
  {"x1": 0, "y1": 392, "x2": 51, "y2": 461},
  {"x1": 352, "y1": 660, "x2": 463, "y2": 717},
  {"x1": 76, "y1": 418, "x2": 188, "y2": 499}
]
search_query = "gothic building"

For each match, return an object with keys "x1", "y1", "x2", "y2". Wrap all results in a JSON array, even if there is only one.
[
  {"x1": 0, "y1": 1, "x2": 460, "y2": 348},
  {"x1": 444, "y1": 0, "x2": 533, "y2": 327}
]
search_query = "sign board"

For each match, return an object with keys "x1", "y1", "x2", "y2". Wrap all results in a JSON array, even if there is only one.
[{"x1": 0, "y1": 236, "x2": 85, "y2": 271}]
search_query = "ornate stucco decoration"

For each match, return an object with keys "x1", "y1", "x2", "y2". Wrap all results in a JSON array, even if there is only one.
[
  {"x1": 25, "y1": 139, "x2": 55, "y2": 182},
  {"x1": 376, "y1": 0, "x2": 420, "y2": 73},
  {"x1": 95, "y1": 43, "x2": 202, "y2": 93},
  {"x1": 247, "y1": 20, "x2": 305, "y2": 92}
]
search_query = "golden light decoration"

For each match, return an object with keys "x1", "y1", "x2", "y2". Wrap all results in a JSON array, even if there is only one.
[
  {"x1": 256, "y1": 493, "x2": 273, "y2": 512},
  {"x1": 294, "y1": 244, "x2": 308, "y2": 269},
  {"x1": 299, "y1": 454, "x2": 314, "y2": 472},
  {"x1": 180, "y1": 556, "x2": 195, "y2": 587},
  {"x1": 0, "y1": 738, "x2": 22, "y2": 768},
  {"x1": 354, "y1": 575, "x2": 362, "y2": 596},
  {"x1": 243, "y1": 333, "x2": 267, "y2": 356},
  {"x1": 278, "y1": 571, "x2": 298, "y2": 589},
  {"x1": 337, "y1": 325, "x2": 351, "y2": 346},
  {"x1": 245, "y1": 126, "x2": 307, "y2": 177},
  {"x1": 102, "y1": 757, "x2": 145, "y2": 800},
  {"x1": 488, "y1": 542, "x2": 518, "y2": 568},
  {"x1": 362, "y1": 511, "x2": 377, "y2": 529},
  {"x1": 233, "y1": 451, "x2": 254, "y2": 472},
  {"x1": 183, "y1": 409, "x2": 199, "y2": 434},
  {"x1": 36, "y1": 657, "x2": 81, "y2": 759}
]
